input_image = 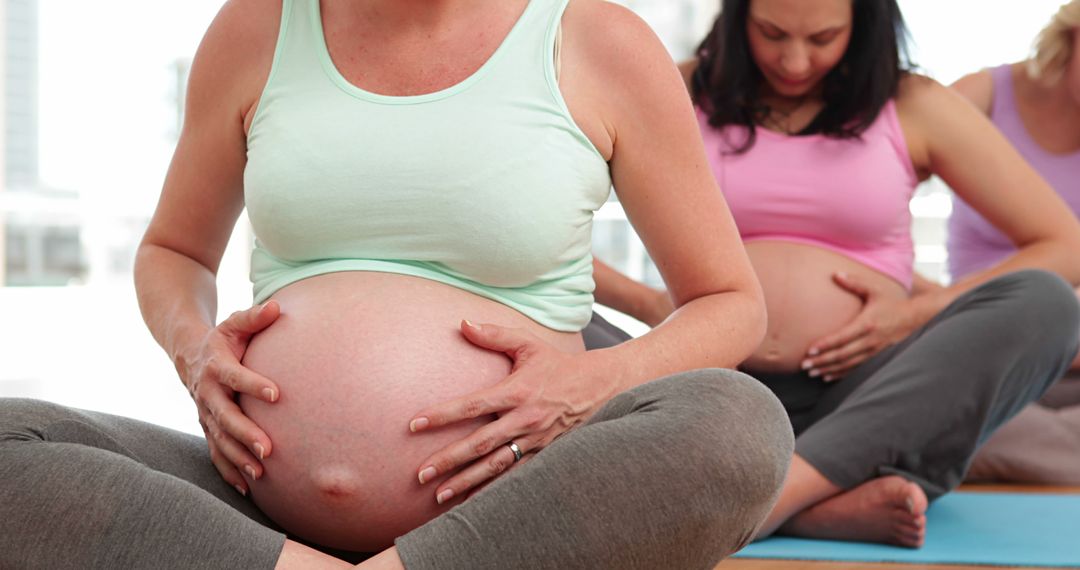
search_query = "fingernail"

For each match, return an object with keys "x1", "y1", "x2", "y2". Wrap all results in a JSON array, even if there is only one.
[
  {"x1": 463, "y1": 319, "x2": 479, "y2": 330},
  {"x1": 262, "y1": 388, "x2": 277, "y2": 402},
  {"x1": 801, "y1": 359, "x2": 813, "y2": 370},
  {"x1": 807, "y1": 347, "x2": 819, "y2": 356},
  {"x1": 254, "y1": 443, "x2": 266, "y2": 460},
  {"x1": 436, "y1": 489, "x2": 455, "y2": 505},
  {"x1": 234, "y1": 484, "x2": 247, "y2": 496},
  {"x1": 244, "y1": 465, "x2": 257, "y2": 480},
  {"x1": 824, "y1": 374, "x2": 835, "y2": 382},
  {"x1": 419, "y1": 466, "x2": 437, "y2": 485},
  {"x1": 905, "y1": 496, "x2": 915, "y2": 513},
  {"x1": 808, "y1": 369, "x2": 821, "y2": 378},
  {"x1": 410, "y1": 417, "x2": 430, "y2": 433}
]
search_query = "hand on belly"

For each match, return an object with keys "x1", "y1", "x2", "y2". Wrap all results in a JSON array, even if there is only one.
[
  {"x1": 742, "y1": 242, "x2": 907, "y2": 374},
  {"x1": 235, "y1": 271, "x2": 579, "y2": 551},
  {"x1": 799, "y1": 271, "x2": 927, "y2": 380}
]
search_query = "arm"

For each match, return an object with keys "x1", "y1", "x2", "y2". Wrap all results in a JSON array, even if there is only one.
[
  {"x1": 592, "y1": 258, "x2": 674, "y2": 327},
  {"x1": 134, "y1": 0, "x2": 282, "y2": 492},
  {"x1": 901, "y1": 75, "x2": 1080, "y2": 321},
  {"x1": 586, "y1": 4, "x2": 765, "y2": 382},
  {"x1": 803, "y1": 75, "x2": 1080, "y2": 379},
  {"x1": 911, "y1": 272, "x2": 945, "y2": 296},
  {"x1": 951, "y1": 67, "x2": 1080, "y2": 371},
  {"x1": 590, "y1": 57, "x2": 699, "y2": 328},
  {"x1": 677, "y1": 58, "x2": 698, "y2": 93},
  {"x1": 136, "y1": 5, "x2": 409, "y2": 568}
]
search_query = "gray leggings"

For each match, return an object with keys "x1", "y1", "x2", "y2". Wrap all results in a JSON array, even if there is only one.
[
  {"x1": 749, "y1": 270, "x2": 1080, "y2": 500},
  {"x1": 0, "y1": 370, "x2": 793, "y2": 570}
]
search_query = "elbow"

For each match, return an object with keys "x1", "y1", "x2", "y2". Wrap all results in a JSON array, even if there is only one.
[
  {"x1": 132, "y1": 242, "x2": 151, "y2": 285},
  {"x1": 1045, "y1": 227, "x2": 1080, "y2": 287},
  {"x1": 720, "y1": 280, "x2": 767, "y2": 366},
  {"x1": 132, "y1": 239, "x2": 162, "y2": 288},
  {"x1": 1065, "y1": 233, "x2": 1080, "y2": 286},
  {"x1": 745, "y1": 287, "x2": 768, "y2": 357}
]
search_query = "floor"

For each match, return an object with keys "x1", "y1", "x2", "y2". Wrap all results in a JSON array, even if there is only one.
[{"x1": 715, "y1": 484, "x2": 1080, "y2": 570}]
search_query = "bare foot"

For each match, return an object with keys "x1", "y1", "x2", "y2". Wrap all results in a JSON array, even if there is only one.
[{"x1": 778, "y1": 475, "x2": 929, "y2": 547}]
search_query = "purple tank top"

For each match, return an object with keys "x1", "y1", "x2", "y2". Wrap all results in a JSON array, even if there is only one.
[{"x1": 946, "y1": 64, "x2": 1080, "y2": 279}]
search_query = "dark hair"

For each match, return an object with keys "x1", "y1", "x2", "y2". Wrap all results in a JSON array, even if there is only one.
[{"x1": 693, "y1": 0, "x2": 915, "y2": 153}]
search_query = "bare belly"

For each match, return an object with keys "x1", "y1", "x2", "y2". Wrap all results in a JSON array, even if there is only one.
[
  {"x1": 743, "y1": 241, "x2": 908, "y2": 373},
  {"x1": 239, "y1": 271, "x2": 584, "y2": 551}
]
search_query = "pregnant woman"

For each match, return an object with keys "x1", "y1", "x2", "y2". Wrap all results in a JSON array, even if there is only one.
[
  {"x1": 597, "y1": 0, "x2": 1080, "y2": 548},
  {"x1": 946, "y1": 1, "x2": 1080, "y2": 484},
  {"x1": 0, "y1": 0, "x2": 793, "y2": 568}
]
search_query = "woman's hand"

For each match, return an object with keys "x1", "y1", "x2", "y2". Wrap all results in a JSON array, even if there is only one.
[
  {"x1": 409, "y1": 320, "x2": 618, "y2": 504},
  {"x1": 802, "y1": 272, "x2": 925, "y2": 381},
  {"x1": 177, "y1": 301, "x2": 282, "y2": 495}
]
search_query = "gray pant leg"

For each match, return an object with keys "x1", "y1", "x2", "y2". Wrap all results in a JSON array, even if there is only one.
[
  {"x1": 582, "y1": 312, "x2": 633, "y2": 350},
  {"x1": 0, "y1": 398, "x2": 286, "y2": 570},
  {"x1": 395, "y1": 369, "x2": 794, "y2": 570},
  {"x1": 795, "y1": 270, "x2": 1080, "y2": 500}
]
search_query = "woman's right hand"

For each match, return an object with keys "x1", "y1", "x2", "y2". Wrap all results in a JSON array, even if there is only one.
[{"x1": 177, "y1": 301, "x2": 282, "y2": 495}]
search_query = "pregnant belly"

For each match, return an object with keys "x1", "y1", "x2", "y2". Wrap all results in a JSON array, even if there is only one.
[
  {"x1": 239, "y1": 271, "x2": 584, "y2": 552},
  {"x1": 743, "y1": 241, "x2": 908, "y2": 373}
]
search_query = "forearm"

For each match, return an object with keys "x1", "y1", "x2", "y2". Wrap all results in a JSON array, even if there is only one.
[
  {"x1": 918, "y1": 240, "x2": 1080, "y2": 326},
  {"x1": 134, "y1": 243, "x2": 221, "y2": 370},
  {"x1": 584, "y1": 288, "x2": 766, "y2": 394},
  {"x1": 592, "y1": 258, "x2": 671, "y2": 327},
  {"x1": 910, "y1": 272, "x2": 944, "y2": 297}
]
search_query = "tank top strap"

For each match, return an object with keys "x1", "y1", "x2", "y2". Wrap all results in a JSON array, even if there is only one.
[
  {"x1": 989, "y1": 63, "x2": 1015, "y2": 124},
  {"x1": 477, "y1": 0, "x2": 571, "y2": 100},
  {"x1": 263, "y1": 0, "x2": 332, "y2": 89},
  {"x1": 878, "y1": 99, "x2": 918, "y2": 187}
]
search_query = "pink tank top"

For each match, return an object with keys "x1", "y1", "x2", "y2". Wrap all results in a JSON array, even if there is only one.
[{"x1": 697, "y1": 100, "x2": 919, "y2": 290}]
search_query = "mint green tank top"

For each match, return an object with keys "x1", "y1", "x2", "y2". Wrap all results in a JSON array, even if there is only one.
[{"x1": 244, "y1": 0, "x2": 612, "y2": 331}]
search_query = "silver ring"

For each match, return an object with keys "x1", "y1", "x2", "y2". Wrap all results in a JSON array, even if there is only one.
[{"x1": 506, "y1": 441, "x2": 523, "y2": 463}]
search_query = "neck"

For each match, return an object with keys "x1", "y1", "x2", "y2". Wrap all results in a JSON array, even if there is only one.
[
  {"x1": 336, "y1": 0, "x2": 482, "y2": 31},
  {"x1": 1025, "y1": 69, "x2": 1080, "y2": 120},
  {"x1": 760, "y1": 83, "x2": 826, "y2": 111}
]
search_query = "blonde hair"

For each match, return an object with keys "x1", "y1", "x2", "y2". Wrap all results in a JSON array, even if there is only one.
[{"x1": 1028, "y1": 0, "x2": 1080, "y2": 84}]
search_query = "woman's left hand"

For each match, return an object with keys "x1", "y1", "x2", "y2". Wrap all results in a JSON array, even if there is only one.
[
  {"x1": 802, "y1": 272, "x2": 923, "y2": 381},
  {"x1": 409, "y1": 320, "x2": 617, "y2": 504}
]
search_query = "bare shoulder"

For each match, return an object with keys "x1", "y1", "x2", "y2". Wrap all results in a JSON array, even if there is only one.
[
  {"x1": 894, "y1": 73, "x2": 966, "y2": 172},
  {"x1": 895, "y1": 73, "x2": 973, "y2": 130},
  {"x1": 557, "y1": 0, "x2": 695, "y2": 156},
  {"x1": 896, "y1": 73, "x2": 947, "y2": 105},
  {"x1": 677, "y1": 59, "x2": 699, "y2": 93},
  {"x1": 187, "y1": 0, "x2": 283, "y2": 123},
  {"x1": 562, "y1": 0, "x2": 679, "y2": 83},
  {"x1": 950, "y1": 69, "x2": 994, "y2": 115}
]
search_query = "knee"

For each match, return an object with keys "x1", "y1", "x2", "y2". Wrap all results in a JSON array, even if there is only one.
[
  {"x1": 653, "y1": 370, "x2": 794, "y2": 552},
  {"x1": 0, "y1": 398, "x2": 72, "y2": 442},
  {"x1": 998, "y1": 270, "x2": 1079, "y2": 346},
  {"x1": 702, "y1": 371, "x2": 794, "y2": 503}
]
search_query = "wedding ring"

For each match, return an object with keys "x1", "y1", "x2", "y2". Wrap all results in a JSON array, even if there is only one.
[{"x1": 506, "y1": 441, "x2": 523, "y2": 463}]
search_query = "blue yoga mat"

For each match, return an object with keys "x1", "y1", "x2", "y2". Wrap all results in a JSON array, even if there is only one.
[{"x1": 734, "y1": 492, "x2": 1080, "y2": 567}]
